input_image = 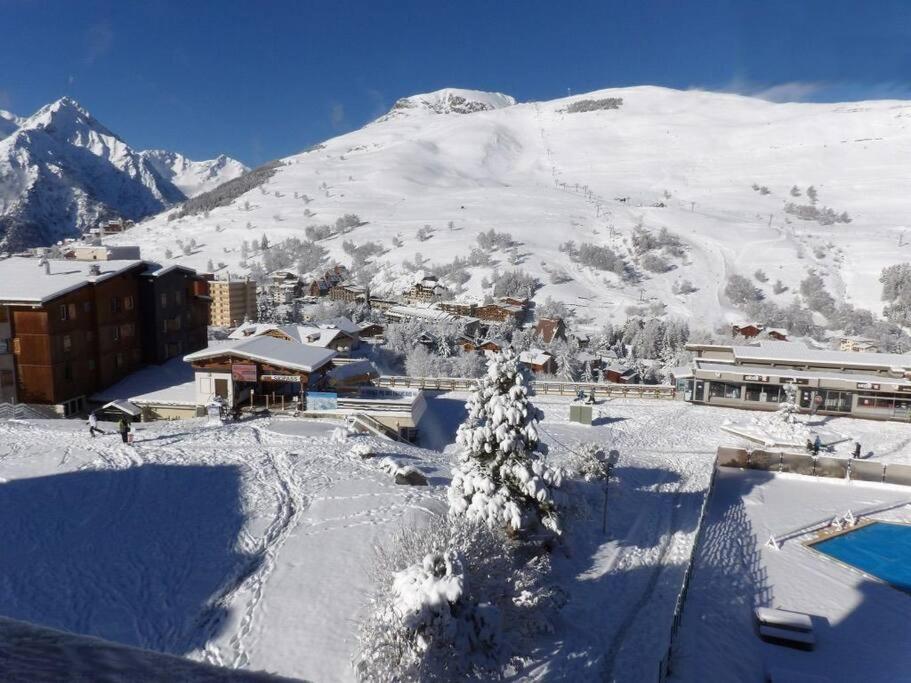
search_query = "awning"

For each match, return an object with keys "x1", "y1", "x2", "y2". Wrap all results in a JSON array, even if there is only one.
[{"x1": 102, "y1": 400, "x2": 142, "y2": 417}]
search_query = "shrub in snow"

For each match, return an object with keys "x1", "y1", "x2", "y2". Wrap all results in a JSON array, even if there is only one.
[
  {"x1": 331, "y1": 427, "x2": 350, "y2": 444},
  {"x1": 566, "y1": 443, "x2": 615, "y2": 481},
  {"x1": 724, "y1": 274, "x2": 764, "y2": 304},
  {"x1": 356, "y1": 517, "x2": 559, "y2": 681},
  {"x1": 350, "y1": 441, "x2": 376, "y2": 459},
  {"x1": 448, "y1": 350, "x2": 563, "y2": 535}
]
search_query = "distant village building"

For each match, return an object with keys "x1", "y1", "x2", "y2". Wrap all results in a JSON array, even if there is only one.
[
  {"x1": 438, "y1": 297, "x2": 527, "y2": 323},
  {"x1": 765, "y1": 328, "x2": 789, "y2": 342},
  {"x1": 209, "y1": 277, "x2": 257, "y2": 327},
  {"x1": 732, "y1": 322, "x2": 763, "y2": 338},
  {"x1": 405, "y1": 275, "x2": 447, "y2": 302},
  {"x1": 306, "y1": 265, "x2": 348, "y2": 298},
  {"x1": 518, "y1": 349, "x2": 556, "y2": 375},
  {"x1": 384, "y1": 303, "x2": 481, "y2": 336},
  {"x1": 229, "y1": 318, "x2": 361, "y2": 356},
  {"x1": 266, "y1": 270, "x2": 302, "y2": 306},
  {"x1": 839, "y1": 336, "x2": 880, "y2": 353},
  {"x1": 329, "y1": 281, "x2": 367, "y2": 303},
  {"x1": 534, "y1": 317, "x2": 566, "y2": 345}
]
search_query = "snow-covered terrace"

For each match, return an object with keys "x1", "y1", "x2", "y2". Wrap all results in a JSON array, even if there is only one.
[{"x1": 673, "y1": 468, "x2": 911, "y2": 682}]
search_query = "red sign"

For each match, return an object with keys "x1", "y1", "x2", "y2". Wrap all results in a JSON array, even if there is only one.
[{"x1": 232, "y1": 363, "x2": 257, "y2": 382}]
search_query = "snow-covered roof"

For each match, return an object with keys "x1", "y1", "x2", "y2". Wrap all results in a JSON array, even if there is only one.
[
  {"x1": 91, "y1": 353, "x2": 202, "y2": 406},
  {"x1": 102, "y1": 400, "x2": 142, "y2": 417},
  {"x1": 731, "y1": 341, "x2": 911, "y2": 371},
  {"x1": 695, "y1": 361, "x2": 911, "y2": 388},
  {"x1": 327, "y1": 359, "x2": 379, "y2": 382},
  {"x1": 141, "y1": 262, "x2": 199, "y2": 279},
  {"x1": 184, "y1": 336, "x2": 336, "y2": 372},
  {"x1": 386, "y1": 304, "x2": 462, "y2": 322},
  {"x1": 0, "y1": 257, "x2": 145, "y2": 304},
  {"x1": 319, "y1": 316, "x2": 361, "y2": 336},
  {"x1": 519, "y1": 349, "x2": 552, "y2": 365}
]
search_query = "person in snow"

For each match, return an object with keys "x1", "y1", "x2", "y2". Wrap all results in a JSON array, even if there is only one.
[
  {"x1": 117, "y1": 416, "x2": 131, "y2": 444},
  {"x1": 853, "y1": 441, "x2": 862, "y2": 459},
  {"x1": 812, "y1": 435, "x2": 821, "y2": 455},
  {"x1": 88, "y1": 411, "x2": 101, "y2": 438}
]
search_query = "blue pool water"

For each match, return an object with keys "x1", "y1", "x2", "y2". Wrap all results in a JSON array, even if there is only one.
[{"x1": 814, "y1": 522, "x2": 911, "y2": 593}]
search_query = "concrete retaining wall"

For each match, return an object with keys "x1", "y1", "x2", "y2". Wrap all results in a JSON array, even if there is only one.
[
  {"x1": 849, "y1": 460, "x2": 885, "y2": 483},
  {"x1": 884, "y1": 463, "x2": 911, "y2": 487},
  {"x1": 780, "y1": 452, "x2": 816, "y2": 475}
]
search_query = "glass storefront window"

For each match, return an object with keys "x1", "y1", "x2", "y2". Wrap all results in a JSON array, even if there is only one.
[{"x1": 823, "y1": 390, "x2": 853, "y2": 413}]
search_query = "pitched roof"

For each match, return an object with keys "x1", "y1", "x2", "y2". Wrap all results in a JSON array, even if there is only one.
[
  {"x1": 0, "y1": 256, "x2": 145, "y2": 304},
  {"x1": 184, "y1": 336, "x2": 336, "y2": 372}
]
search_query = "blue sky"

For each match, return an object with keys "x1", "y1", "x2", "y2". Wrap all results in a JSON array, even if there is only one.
[{"x1": 1, "y1": 0, "x2": 909, "y2": 165}]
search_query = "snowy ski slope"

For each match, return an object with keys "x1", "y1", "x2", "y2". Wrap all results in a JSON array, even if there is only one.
[{"x1": 109, "y1": 86, "x2": 911, "y2": 327}]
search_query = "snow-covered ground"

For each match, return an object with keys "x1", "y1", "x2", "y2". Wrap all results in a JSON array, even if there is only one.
[
  {"x1": 0, "y1": 398, "x2": 908, "y2": 680},
  {"x1": 106, "y1": 85, "x2": 911, "y2": 329},
  {"x1": 673, "y1": 468, "x2": 911, "y2": 683}
]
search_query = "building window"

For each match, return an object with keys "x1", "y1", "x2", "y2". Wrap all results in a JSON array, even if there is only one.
[
  {"x1": 68, "y1": 303, "x2": 77, "y2": 320},
  {"x1": 60, "y1": 304, "x2": 69, "y2": 321},
  {"x1": 161, "y1": 293, "x2": 168, "y2": 308},
  {"x1": 175, "y1": 291, "x2": 182, "y2": 305},
  {"x1": 822, "y1": 390, "x2": 853, "y2": 413},
  {"x1": 110, "y1": 297, "x2": 121, "y2": 313},
  {"x1": 124, "y1": 296, "x2": 134, "y2": 311},
  {"x1": 121, "y1": 323, "x2": 134, "y2": 338},
  {"x1": 63, "y1": 363, "x2": 73, "y2": 381},
  {"x1": 113, "y1": 326, "x2": 120, "y2": 341},
  {"x1": 115, "y1": 352, "x2": 124, "y2": 369},
  {"x1": 63, "y1": 335, "x2": 72, "y2": 352},
  {"x1": 709, "y1": 382, "x2": 741, "y2": 400},
  {"x1": 83, "y1": 301, "x2": 92, "y2": 313}
]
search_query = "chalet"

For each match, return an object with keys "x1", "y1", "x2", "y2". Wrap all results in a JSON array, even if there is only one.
[
  {"x1": 384, "y1": 303, "x2": 482, "y2": 335},
  {"x1": 438, "y1": 301, "x2": 477, "y2": 317},
  {"x1": 576, "y1": 351, "x2": 602, "y2": 370},
  {"x1": 675, "y1": 340, "x2": 911, "y2": 422},
  {"x1": 327, "y1": 359, "x2": 380, "y2": 389},
  {"x1": 765, "y1": 328, "x2": 789, "y2": 342},
  {"x1": 184, "y1": 336, "x2": 336, "y2": 410},
  {"x1": 518, "y1": 349, "x2": 556, "y2": 375},
  {"x1": 459, "y1": 337, "x2": 506, "y2": 354},
  {"x1": 732, "y1": 322, "x2": 764, "y2": 338},
  {"x1": 534, "y1": 317, "x2": 566, "y2": 345},
  {"x1": 306, "y1": 264, "x2": 349, "y2": 298},
  {"x1": 602, "y1": 363, "x2": 639, "y2": 384},
  {"x1": 474, "y1": 299, "x2": 525, "y2": 323},
  {"x1": 405, "y1": 275, "x2": 447, "y2": 302},
  {"x1": 229, "y1": 320, "x2": 360, "y2": 355},
  {"x1": 358, "y1": 321, "x2": 385, "y2": 339}
]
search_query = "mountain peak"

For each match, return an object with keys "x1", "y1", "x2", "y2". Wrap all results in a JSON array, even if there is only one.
[
  {"x1": 384, "y1": 88, "x2": 516, "y2": 119},
  {"x1": 22, "y1": 97, "x2": 115, "y2": 139}
]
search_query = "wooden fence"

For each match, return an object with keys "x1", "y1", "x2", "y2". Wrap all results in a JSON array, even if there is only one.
[{"x1": 375, "y1": 375, "x2": 676, "y2": 399}]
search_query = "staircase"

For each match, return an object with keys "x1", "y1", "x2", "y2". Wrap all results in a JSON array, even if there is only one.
[{"x1": 351, "y1": 412, "x2": 409, "y2": 443}]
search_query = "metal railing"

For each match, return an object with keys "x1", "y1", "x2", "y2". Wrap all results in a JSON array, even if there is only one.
[
  {"x1": 375, "y1": 375, "x2": 676, "y2": 399},
  {"x1": 657, "y1": 462, "x2": 719, "y2": 682}
]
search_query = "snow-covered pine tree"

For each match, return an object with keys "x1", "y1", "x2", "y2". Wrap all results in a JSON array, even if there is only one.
[
  {"x1": 581, "y1": 360, "x2": 594, "y2": 383},
  {"x1": 448, "y1": 350, "x2": 562, "y2": 535}
]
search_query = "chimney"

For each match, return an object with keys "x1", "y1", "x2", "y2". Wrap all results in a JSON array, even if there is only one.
[
  {"x1": 89, "y1": 264, "x2": 101, "y2": 277},
  {"x1": 38, "y1": 256, "x2": 50, "y2": 275}
]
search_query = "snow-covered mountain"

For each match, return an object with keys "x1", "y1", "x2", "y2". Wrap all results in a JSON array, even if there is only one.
[
  {"x1": 0, "y1": 98, "x2": 245, "y2": 251},
  {"x1": 140, "y1": 149, "x2": 248, "y2": 197},
  {"x1": 108, "y1": 86, "x2": 911, "y2": 327}
]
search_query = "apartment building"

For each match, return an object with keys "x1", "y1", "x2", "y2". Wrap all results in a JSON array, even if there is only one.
[
  {"x1": 0, "y1": 257, "x2": 147, "y2": 415},
  {"x1": 209, "y1": 277, "x2": 257, "y2": 327}
]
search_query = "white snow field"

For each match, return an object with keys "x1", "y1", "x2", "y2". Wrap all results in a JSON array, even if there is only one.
[
  {"x1": 107, "y1": 86, "x2": 911, "y2": 328},
  {"x1": 673, "y1": 468, "x2": 911, "y2": 683},
  {"x1": 0, "y1": 399, "x2": 909, "y2": 680}
]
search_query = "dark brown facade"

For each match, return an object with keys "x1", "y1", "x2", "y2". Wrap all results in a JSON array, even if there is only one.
[
  {"x1": 138, "y1": 267, "x2": 209, "y2": 364},
  {"x1": 10, "y1": 265, "x2": 145, "y2": 411}
]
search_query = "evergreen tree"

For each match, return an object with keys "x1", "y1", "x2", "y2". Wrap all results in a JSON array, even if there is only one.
[
  {"x1": 448, "y1": 351, "x2": 562, "y2": 535},
  {"x1": 581, "y1": 361, "x2": 594, "y2": 383}
]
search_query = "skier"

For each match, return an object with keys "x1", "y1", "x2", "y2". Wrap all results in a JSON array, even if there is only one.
[
  {"x1": 88, "y1": 411, "x2": 101, "y2": 438},
  {"x1": 117, "y1": 416, "x2": 131, "y2": 445}
]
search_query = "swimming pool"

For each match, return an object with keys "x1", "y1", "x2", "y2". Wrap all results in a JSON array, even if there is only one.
[{"x1": 813, "y1": 522, "x2": 911, "y2": 593}]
